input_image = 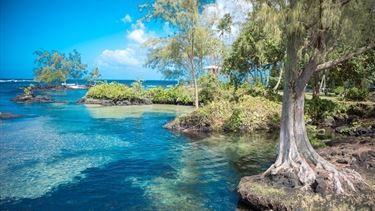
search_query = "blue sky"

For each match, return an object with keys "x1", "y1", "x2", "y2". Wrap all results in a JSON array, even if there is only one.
[
  {"x1": 0, "y1": 0, "x2": 166, "y2": 79},
  {"x1": 0, "y1": 0, "x2": 251, "y2": 80}
]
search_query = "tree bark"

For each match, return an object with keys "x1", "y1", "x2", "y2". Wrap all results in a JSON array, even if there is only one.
[
  {"x1": 192, "y1": 71, "x2": 199, "y2": 109},
  {"x1": 312, "y1": 72, "x2": 321, "y2": 99},
  {"x1": 263, "y1": 32, "x2": 366, "y2": 195}
]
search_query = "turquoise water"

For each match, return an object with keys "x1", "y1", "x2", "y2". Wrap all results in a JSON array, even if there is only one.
[{"x1": 0, "y1": 81, "x2": 277, "y2": 210}]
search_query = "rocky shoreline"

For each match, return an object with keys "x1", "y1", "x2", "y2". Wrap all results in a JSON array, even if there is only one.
[
  {"x1": 12, "y1": 94, "x2": 54, "y2": 103},
  {"x1": 77, "y1": 97, "x2": 152, "y2": 106},
  {"x1": 237, "y1": 136, "x2": 375, "y2": 210}
]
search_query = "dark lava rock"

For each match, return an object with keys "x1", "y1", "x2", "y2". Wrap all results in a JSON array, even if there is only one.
[
  {"x1": 12, "y1": 94, "x2": 53, "y2": 103},
  {"x1": 336, "y1": 159, "x2": 349, "y2": 164},
  {"x1": 0, "y1": 112, "x2": 21, "y2": 120},
  {"x1": 335, "y1": 126, "x2": 350, "y2": 134}
]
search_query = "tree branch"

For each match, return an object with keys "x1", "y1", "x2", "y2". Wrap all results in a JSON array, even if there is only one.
[{"x1": 315, "y1": 43, "x2": 375, "y2": 72}]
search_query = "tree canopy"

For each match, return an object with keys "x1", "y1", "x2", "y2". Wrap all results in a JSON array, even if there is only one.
[{"x1": 33, "y1": 49, "x2": 88, "y2": 85}]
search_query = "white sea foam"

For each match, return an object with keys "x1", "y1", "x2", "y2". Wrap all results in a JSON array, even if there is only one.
[{"x1": 0, "y1": 79, "x2": 34, "y2": 83}]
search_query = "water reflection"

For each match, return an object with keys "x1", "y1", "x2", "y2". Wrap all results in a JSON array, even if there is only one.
[{"x1": 84, "y1": 104, "x2": 194, "y2": 119}]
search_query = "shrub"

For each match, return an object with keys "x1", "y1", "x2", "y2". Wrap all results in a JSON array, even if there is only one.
[
  {"x1": 169, "y1": 99, "x2": 233, "y2": 131},
  {"x1": 146, "y1": 86, "x2": 193, "y2": 105},
  {"x1": 333, "y1": 86, "x2": 345, "y2": 96},
  {"x1": 224, "y1": 95, "x2": 281, "y2": 132},
  {"x1": 131, "y1": 80, "x2": 144, "y2": 96},
  {"x1": 23, "y1": 84, "x2": 34, "y2": 96},
  {"x1": 305, "y1": 98, "x2": 347, "y2": 122},
  {"x1": 249, "y1": 82, "x2": 268, "y2": 97},
  {"x1": 86, "y1": 83, "x2": 138, "y2": 101},
  {"x1": 199, "y1": 75, "x2": 222, "y2": 105},
  {"x1": 345, "y1": 87, "x2": 368, "y2": 101}
]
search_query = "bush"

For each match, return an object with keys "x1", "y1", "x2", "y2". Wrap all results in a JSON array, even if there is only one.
[
  {"x1": 169, "y1": 95, "x2": 281, "y2": 133},
  {"x1": 249, "y1": 82, "x2": 268, "y2": 97},
  {"x1": 146, "y1": 85, "x2": 193, "y2": 105},
  {"x1": 333, "y1": 86, "x2": 345, "y2": 96},
  {"x1": 224, "y1": 95, "x2": 281, "y2": 132},
  {"x1": 23, "y1": 84, "x2": 34, "y2": 95},
  {"x1": 169, "y1": 100, "x2": 233, "y2": 132},
  {"x1": 86, "y1": 83, "x2": 193, "y2": 105},
  {"x1": 199, "y1": 75, "x2": 222, "y2": 105},
  {"x1": 86, "y1": 83, "x2": 139, "y2": 101},
  {"x1": 345, "y1": 87, "x2": 368, "y2": 101},
  {"x1": 305, "y1": 98, "x2": 347, "y2": 122}
]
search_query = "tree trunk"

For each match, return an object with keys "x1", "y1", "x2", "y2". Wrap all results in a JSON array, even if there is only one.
[
  {"x1": 312, "y1": 72, "x2": 320, "y2": 99},
  {"x1": 192, "y1": 71, "x2": 199, "y2": 109},
  {"x1": 263, "y1": 33, "x2": 365, "y2": 195}
]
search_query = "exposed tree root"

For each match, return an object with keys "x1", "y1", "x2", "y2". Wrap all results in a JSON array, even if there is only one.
[{"x1": 262, "y1": 154, "x2": 369, "y2": 196}]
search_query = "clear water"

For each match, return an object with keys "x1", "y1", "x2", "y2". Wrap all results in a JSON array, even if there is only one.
[{"x1": 0, "y1": 81, "x2": 278, "y2": 210}]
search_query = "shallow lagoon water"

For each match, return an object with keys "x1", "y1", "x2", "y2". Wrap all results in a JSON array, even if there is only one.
[{"x1": 0, "y1": 81, "x2": 278, "y2": 210}]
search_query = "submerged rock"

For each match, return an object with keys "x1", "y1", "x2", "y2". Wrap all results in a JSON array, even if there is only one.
[
  {"x1": 77, "y1": 97, "x2": 152, "y2": 106},
  {"x1": 12, "y1": 94, "x2": 53, "y2": 103},
  {"x1": 0, "y1": 112, "x2": 21, "y2": 120}
]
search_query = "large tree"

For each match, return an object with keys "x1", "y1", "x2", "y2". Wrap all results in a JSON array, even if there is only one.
[
  {"x1": 68, "y1": 49, "x2": 87, "y2": 84},
  {"x1": 223, "y1": 6, "x2": 284, "y2": 92},
  {"x1": 143, "y1": 0, "x2": 222, "y2": 108},
  {"x1": 244, "y1": 0, "x2": 375, "y2": 195},
  {"x1": 34, "y1": 50, "x2": 70, "y2": 85}
]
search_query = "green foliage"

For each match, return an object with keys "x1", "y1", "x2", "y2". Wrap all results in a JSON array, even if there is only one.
[
  {"x1": 347, "y1": 103, "x2": 375, "y2": 118},
  {"x1": 198, "y1": 75, "x2": 223, "y2": 105},
  {"x1": 171, "y1": 95, "x2": 281, "y2": 133},
  {"x1": 68, "y1": 49, "x2": 87, "y2": 81},
  {"x1": 33, "y1": 49, "x2": 87, "y2": 85},
  {"x1": 87, "y1": 82, "x2": 194, "y2": 105},
  {"x1": 175, "y1": 99, "x2": 233, "y2": 131},
  {"x1": 222, "y1": 4, "x2": 284, "y2": 87},
  {"x1": 143, "y1": 0, "x2": 225, "y2": 108},
  {"x1": 249, "y1": 83, "x2": 268, "y2": 97},
  {"x1": 333, "y1": 86, "x2": 345, "y2": 96},
  {"x1": 86, "y1": 83, "x2": 140, "y2": 101},
  {"x1": 131, "y1": 80, "x2": 144, "y2": 96},
  {"x1": 23, "y1": 84, "x2": 34, "y2": 96},
  {"x1": 87, "y1": 67, "x2": 101, "y2": 84},
  {"x1": 328, "y1": 49, "x2": 375, "y2": 90},
  {"x1": 345, "y1": 87, "x2": 369, "y2": 101},
  {"x1": 224, "y1": 95, "x2": 281, "y2": 132},
  {"x1": 307, "y1": 125, "x2": 328, "y2": 148},
  {"x1": 217, "y1": 13, "x2": 232, "y2": 37},
  {"x1": 147, "y1": 86, "x2": 193, "y2": 105},
  {"x1": 305, "y1": 98, "x2": 348, "y2": 122}
]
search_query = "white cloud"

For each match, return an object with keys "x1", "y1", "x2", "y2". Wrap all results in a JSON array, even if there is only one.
[
  {"x1": 121, "y1": 14, "x2": 132, "y2": 23},
  {"x1": 126, "y1": 20, "x2": 151, "y2": 44},
  {"x1": 127, "y1": 29, "x2": 148, "y2": 44},
  {"x1": 97, "y1": 48, "x2": 141, "y2": 67}
]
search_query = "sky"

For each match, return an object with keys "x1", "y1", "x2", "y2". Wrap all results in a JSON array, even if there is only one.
[{"x1": 0, "y1": 0, "x2": 251, "y2": 80}]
